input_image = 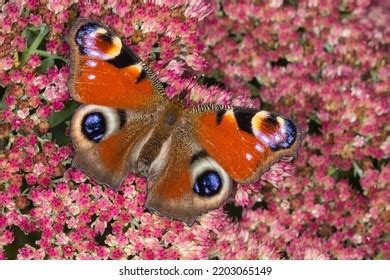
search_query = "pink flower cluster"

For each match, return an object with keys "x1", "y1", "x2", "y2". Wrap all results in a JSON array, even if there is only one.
[{"x1": 0, "y1": 0, "x2": 389, "y2": 259}]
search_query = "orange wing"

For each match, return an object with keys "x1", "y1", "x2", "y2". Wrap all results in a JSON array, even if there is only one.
[
  {"x1": 190, "y1": 106, "x2": 303, "y2": 183},
  {"x1": 145, "y1": 131, "x2": 233, "y2": 225},
  {"x1": 66, "y1": 19, "x2": 164, "y2": 109},
  {"x1": 145, "y1": 106, "x2": 302, "y2": 224},
  {"x1": 70, "y1": 104, "x2": 160, "y2": 188}
]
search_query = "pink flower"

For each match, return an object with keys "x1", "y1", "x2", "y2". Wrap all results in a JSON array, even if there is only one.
[
  {"x1": 0, "y1": 0, "x2": 388, "y2": 260},
  {"x1": 185, "y1": 53, "x2": 207, "y2": 71}
]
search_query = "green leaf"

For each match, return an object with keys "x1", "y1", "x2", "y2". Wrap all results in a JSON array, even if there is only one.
[
  {"x1": 352, "y1": 161, "x2": 363, "y2": 177},
  {"x1": 3, "y1": 226, "x2": 41, "y2": 260},
  {"x1": 327, "y1": 166, "x2": 338, "y2": 176},
  {"x1": 324, "y1": 43, "x2": 333, "y2": 53},
  {"x1": 327, "y1": 166, "x2": 342, "y2": 180},
  {"x1": 50, "y1": 122, "x2": 71, "y2": 146},
  {"x1": 48, "y1": 101, "x2": 78, "y2": 128},
  {"x1": 131, "y1": 218, "x2": 140, "y2": 229},
  {"x1": 0, "y1": 85, "x2": 6, "y2": 110},
  {"x1": 309, "y1": 112, "x2": 321, "y2": 125},
  {"x1": 247, "y1": 77, "x2": 263, "y2": 98},
  {"x1": 247, "y1": 82, "x2": 260, "y2": 97},
  {"x1": 19, "y1": 25, "x2": 49, "y2": 68},
  {"x1": 373, "y1": 252, "x2": 384, "y2": 260},
  {"x1": 37, "y1": 57, "x2": 54, "y2": 73},
  {"x1": 33, "y1": 50, "x2": 67, "y2": 63},
  {"x1": 370, "y1": 69, "x2": 378, "y2": 82}
]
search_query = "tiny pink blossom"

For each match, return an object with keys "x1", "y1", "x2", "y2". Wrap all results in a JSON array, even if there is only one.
[{"x1": 0, "y1": 0, "x2": 388, "y2": 261}]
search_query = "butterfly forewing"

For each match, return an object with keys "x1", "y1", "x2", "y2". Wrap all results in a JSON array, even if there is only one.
[
  {"x1": 190, "y1": 106, "x2": 303, "y2": 183},
  {"x1": 67, "y1": 19, "x2": 165, "y2": 110}
]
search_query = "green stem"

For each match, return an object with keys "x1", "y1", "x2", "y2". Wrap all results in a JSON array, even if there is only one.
[
  {"x1": 33, "y1": 50, "x2": 68, "y2": 63},
  {"x1": 19, "y1": 25, "x2": 49, "y2": 67}
]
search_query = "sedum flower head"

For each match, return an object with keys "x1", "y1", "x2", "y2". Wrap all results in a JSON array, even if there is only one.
[{"x1": 0, "y1": 0, "x2": 389, "y2": 260}]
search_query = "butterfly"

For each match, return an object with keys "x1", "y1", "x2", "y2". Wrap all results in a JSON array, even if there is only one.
[{"x1": 66, "y1": 19, "x2": 303, "y2": 225}]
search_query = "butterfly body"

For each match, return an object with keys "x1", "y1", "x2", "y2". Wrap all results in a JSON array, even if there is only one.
[
  {"x1": 67, "y1": 19, "x2": 303, "y2": 225},
  {"x1": 135, "y1": 101, "x2": 183, "y2": 171}
]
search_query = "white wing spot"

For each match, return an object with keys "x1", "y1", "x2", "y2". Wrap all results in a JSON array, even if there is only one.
[{"x1": 246, "y1": 153, "x2": 253, "y2": 161}]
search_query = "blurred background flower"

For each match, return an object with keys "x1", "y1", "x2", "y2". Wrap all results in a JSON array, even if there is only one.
[{"x1": 0, "y1": 0, "x2": 389, "y2": 259}]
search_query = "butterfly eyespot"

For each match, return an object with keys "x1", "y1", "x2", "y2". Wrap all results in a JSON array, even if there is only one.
[
  {"x1": 284, "y1": 119, "x2": 297, "y2": 143},
  {"x1": 193, "y1": 170, "x2": 222, "y2": 197},
  {"x1": 82, "y1": 112, "x2": 106, "y2": 142},
  {"x1": 75, "y1": 22, "x2": 101, "y2": 52},
  {"x1": 72, "y1": 105, "x2": 124, "y2": 148},
  {"x1": 268, "y1": 118, "x2": 297, "y2": 151}
]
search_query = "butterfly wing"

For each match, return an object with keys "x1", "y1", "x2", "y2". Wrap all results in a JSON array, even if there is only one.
[
  {"x1": 70, "y1": 104, "x2": 160, "y2": 188},
  {"x1": 67, "y1": 19, "x2": 168, "y2": 187},
  {"x1": 191, "y1": 106, "x2": 303, "y2": 183},
  {"x1": 145, "y1": 126, "x2": 233, "y2": 225},
  {"x1": 145, "y1": 106, "x2": 302, "y2": 224},
  {"x1": 66, "y1": 19, "x2": 165, "y2": 109}
]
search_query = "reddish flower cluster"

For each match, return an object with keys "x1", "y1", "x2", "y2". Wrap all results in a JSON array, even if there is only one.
[{"x1": 0, "y1": 0, "x2": 389, "y2": 259}]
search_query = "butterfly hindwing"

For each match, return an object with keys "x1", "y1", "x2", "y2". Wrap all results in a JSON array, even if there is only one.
[
  {"x1": 67, "y1": 19, "x2": 165, "y2": 109},
  {"x1": 190, "y1": 106, "x2": 303, "y2": 183},
  {"x1": 70, "y1": 104, "x2": 160, "y2": 188},
  {"x1": 145, "y1": 127, "x2": 233, "y2": 225}
]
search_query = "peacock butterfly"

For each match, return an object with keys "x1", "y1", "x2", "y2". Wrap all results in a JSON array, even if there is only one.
[{"x1": 66, "y1": 19, "x2": 303, "y2": 225}]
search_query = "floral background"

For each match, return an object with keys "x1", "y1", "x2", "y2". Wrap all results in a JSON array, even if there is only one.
[{"x1": 0, "y1": 0, "x2": 389, "y2": 260}]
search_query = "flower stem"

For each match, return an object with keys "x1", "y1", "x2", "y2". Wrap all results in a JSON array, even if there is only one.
[
  {"x1": 33, "y1": 50, "x2": 68, "y2": 63},
  {"x1": 19, "y1": 25, "x2": 49, "y2": 67}
]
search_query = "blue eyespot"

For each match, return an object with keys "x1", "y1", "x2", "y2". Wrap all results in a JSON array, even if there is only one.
[
  {"x1": 269, "y1": 119, "x2": 297, "y2": 151},
  {"x1": 82, "y1": 112, "x2": 106, "y2": 142},
  {"x1": 283, "y1": 119, "x2": 297, "y2": 145},
  {"x1": 193, "y1": 171, "x2": 222, "y2": 197},
  {"x1": 76, "y1": 23, "x2": 101, "y2": 52}
]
